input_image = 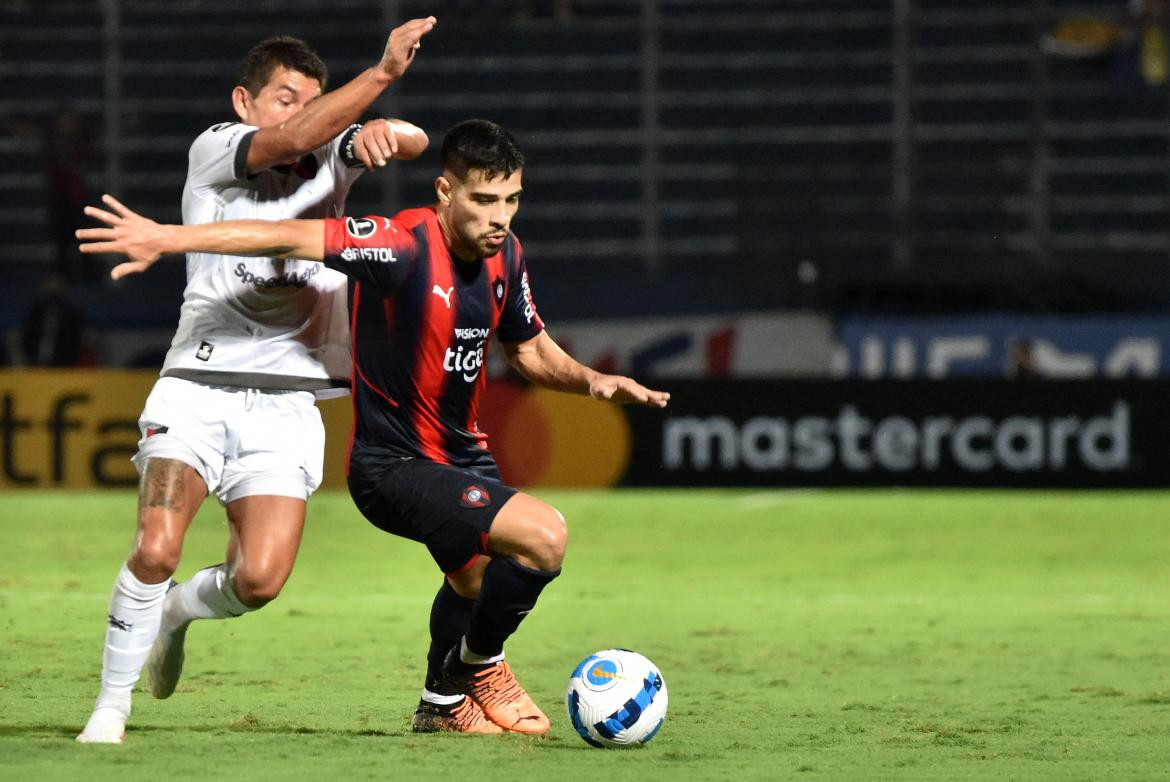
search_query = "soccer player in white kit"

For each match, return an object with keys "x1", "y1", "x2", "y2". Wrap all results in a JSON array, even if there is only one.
[{"x1": 77, "y1": 16, "x2": 437, "y2": 744}]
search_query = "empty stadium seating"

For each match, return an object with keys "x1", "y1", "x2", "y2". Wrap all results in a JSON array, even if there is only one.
[{"x1": 0, "y1": 0, "x2": 1166, "y2": 348}]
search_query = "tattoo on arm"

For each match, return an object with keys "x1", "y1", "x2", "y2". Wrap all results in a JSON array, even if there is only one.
[{"x1": 141, "y1": 458, "x2": 188, "y2": 512}]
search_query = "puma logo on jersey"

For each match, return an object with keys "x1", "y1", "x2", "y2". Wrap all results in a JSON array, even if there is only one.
[{"x1": 432, "y1": 285, "x2": 454, "y2": 308}]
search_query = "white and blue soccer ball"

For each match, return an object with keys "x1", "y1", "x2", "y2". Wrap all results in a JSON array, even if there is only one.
[{"x1": 565, "y1": 648, "x2": 668, "y2": 748}]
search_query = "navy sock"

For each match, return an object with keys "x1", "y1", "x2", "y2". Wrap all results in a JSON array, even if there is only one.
[
  {"x1": 426, "y1": 580, "x2": 474, "y2": 695},
  {"x1": 465, "y1": 557, "x2": 560, "y2": 658}
]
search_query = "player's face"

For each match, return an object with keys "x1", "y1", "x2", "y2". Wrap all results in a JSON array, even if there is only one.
[
  {"x1": 437, "y1": 168, "x2": 524, "y2": 260},
  {"x1": 233, "y1": 65, "x2": 322, "y2": 131}
]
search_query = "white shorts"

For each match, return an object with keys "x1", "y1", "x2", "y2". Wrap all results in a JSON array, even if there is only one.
[{"x1": 132, "y1": 376, "x2": 325, "y2": 504}]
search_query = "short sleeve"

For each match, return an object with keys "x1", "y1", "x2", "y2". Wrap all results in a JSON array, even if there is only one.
[
  {"x1": 323, "y1": 215, "x2": 417, "y2": 293},
  {"x1": 186, "y1": 122, "x2": 257, "y2": 190},
  {"x1": 497, "y1": 237, "x2": 545, "y2": 344},
  {"x1": 318, "y1": 124, "x2": 364, "y2": 196}
]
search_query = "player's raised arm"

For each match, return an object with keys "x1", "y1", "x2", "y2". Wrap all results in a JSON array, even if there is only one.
[
  {"x1": 246, "y1": 16, "x2": 435, "y2": 171},
  {"x1": 77, "y1": 194, "x2": 324, "y2": 279},
  {"x1": 502, "y1": 331, "x2": 670, "y2": 409}
]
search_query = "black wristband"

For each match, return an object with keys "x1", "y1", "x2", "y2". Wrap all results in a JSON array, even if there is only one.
[{"x1": 339, "y1": 123, "x2": 364, "y2": 168}]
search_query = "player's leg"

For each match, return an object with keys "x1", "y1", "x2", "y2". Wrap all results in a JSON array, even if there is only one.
[
  {"x1": 412, "y1": 567, "x2": 503, "y2": 734},
  {"x1": 225, "y1": 494, "x2": 307, "y2": 606},
  {"x1": 425, "y1": 561, "x2": 483, "y2": 698},
  {"x1": 462, "y1": 492, "x2": 566, "y2": 657},
  {"x1": 217, "y1": 391, "x2": 316, "y2": 608},
  {"x1": 411, "y1": 557, "x2": 502, "y2": 734},
  {"x1": 146, "y1": 496, "x2": 305, "y2": 699},
  {"x1": 441, "y1": 491, "x2": 565, "y2": 734},
  {"x1": 78, "y1": 457, "x2": 207, "y2": 743},
  {"x1": 346, "y1": 457, "x2": 502, "y2": 734},
  {"x1": 145, "y1": 386, "x2": 322, "y2": 701}
]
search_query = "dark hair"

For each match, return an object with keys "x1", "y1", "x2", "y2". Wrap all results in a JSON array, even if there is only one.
[
  {"x1": 441, "y1": 119, "x2": 525, "y2": 181},
  {"x1": 237, "y1": 36, "x2": 328, "y2": 96}
]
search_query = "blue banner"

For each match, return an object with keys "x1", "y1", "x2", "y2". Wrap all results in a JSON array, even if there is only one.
[{"x1": 836, "y1": 316, "x2": 1170, "y2": 378}]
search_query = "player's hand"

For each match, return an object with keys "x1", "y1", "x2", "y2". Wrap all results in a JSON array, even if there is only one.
[
  {"x1": 379, "y1": 16, "x2": 436, "y2": 81},
  {"x1": 589, "y1": 374, "x2": 670, "y2": 408},
  {"x1": 76, "y1": 194, "x2": 168, "y2": 280},
  {"x1": 352, "y1": 119, "x2": 428, "y2": 169}
]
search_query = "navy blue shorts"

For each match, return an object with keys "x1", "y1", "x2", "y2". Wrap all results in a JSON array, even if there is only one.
[{"x1": 347, "y1": 452, "x2": 518, "y2": 575}]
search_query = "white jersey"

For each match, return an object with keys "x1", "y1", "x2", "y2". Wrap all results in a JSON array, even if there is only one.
[{"x1": 161, "y1": 121, "x2": 364, "y2": 396}]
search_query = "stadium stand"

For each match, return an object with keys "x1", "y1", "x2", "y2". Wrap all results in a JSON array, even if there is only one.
[{"x1": 0, "y1": 0, "x2": 1166, "y2": 353}]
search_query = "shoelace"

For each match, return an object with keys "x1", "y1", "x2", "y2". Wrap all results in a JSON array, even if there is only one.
[
  {"x1": 470, "y1": 662, "x2": 527, "y2": 706},
  {"x1": 450, "y1": 698, "x2": 491, "y2": 729}
]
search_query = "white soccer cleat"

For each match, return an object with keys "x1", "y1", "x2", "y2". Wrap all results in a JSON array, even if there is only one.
[
  {"x1": 76, "y1": 705, "x2": 128, "y2": 744},
  {"x1": 145, "y1": 585, "x2": 188, "y2": 699}
]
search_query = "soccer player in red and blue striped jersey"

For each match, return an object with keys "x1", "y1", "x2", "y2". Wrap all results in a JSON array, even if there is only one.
[{"x1": 79, "y1": 119, "x2": 669, "y2": 735}]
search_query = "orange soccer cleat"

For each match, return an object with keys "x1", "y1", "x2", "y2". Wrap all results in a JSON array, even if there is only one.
[
  {"x1": 442, "y1": 650, "x2": 550, "y2": 735},
  {"x1": 411, "y1": 697, "x2": 504, "y2": 734}
]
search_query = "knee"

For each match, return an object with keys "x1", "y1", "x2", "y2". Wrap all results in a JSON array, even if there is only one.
[
  {"x1": 524, "y1": 507, "x2": 567, "y2": 572},
  {"x1": 130, "y1": 533, "x2": 183, "y2": 581},
  {"x1": 448, "y1": 559, "x2": 487, "y2": 598},
  {"x1": 230, "y1": 568, "x2": 287, "y2": 609}
]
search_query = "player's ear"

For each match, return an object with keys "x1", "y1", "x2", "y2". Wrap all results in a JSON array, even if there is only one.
[
  {"x1": 435, "y1": 175, "x2": 452, "y2": 206},
  {"x1": 231, "y1": 86, "x2": 252, "y2": 123}
]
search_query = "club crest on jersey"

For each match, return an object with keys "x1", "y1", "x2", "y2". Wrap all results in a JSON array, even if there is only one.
[
  {"x1": 196, "y1": 341, "x2": 214, "y2": 361},
  {"x1": 492, "y1": 276, "x2": 506, "y2": 310},
  {"x1": 345, "y1": 217, "x2": 378, "y2": 239},
  {"x1": 460, "y1": 484, "x2": 491, "y2": 509}
]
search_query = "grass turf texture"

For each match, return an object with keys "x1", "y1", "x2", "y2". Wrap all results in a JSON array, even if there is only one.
[{"x1": 1, "y1": 489, "x2": 1168, "y2": 781}]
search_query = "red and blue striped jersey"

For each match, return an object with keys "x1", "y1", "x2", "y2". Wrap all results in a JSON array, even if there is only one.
[{"x1": 323, "y1": 206, "x2": 544, "y2": 466}]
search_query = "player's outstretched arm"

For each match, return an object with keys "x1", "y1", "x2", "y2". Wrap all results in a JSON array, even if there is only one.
[
  {"x1": 247, "y1": 16, "x2": 436, "y2": 171},
  {"x1": 77, "y1": 194, "x2": 325, "y2": 279},
  {"x1": 349, "y1": 118, "x2": 429, "y2": 170},
  {"x1": 503, "y1": 331, "x2": 670, "y2": 409}
]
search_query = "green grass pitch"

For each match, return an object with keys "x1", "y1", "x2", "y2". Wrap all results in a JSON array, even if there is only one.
[{"x1": 2, "y1": 489, "x2": 1169, "y2": 780}]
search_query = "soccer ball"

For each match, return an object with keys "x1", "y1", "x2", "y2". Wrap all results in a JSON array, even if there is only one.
[{"x1": 565, "y1": 649, "x2": 668, "y2": 748}]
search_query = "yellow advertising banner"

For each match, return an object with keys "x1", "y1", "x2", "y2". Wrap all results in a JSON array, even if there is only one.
[
  {"x1": 0, "y1": 369, "x2": 153, "y2": 489},
  {"x1": 0, "y1": 370, "x2": 354, "y2": 491},
  {"x1": 0, "y1": 370, "x2": 625, "y2": 491}
]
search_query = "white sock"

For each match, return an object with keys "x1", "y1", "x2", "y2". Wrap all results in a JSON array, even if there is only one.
[
  {"x1": 95, "y1": 562, "x2": 170, "y2": 712},
  {"x1": 162, "y1": 564, "x2": 250, "y2": 632},
  {"x1": 421, "y1": 690, "x2": 464, "y2": 706},
  {"x1": 460, "y1": 636, "x2": 505, "y2": 666}
]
